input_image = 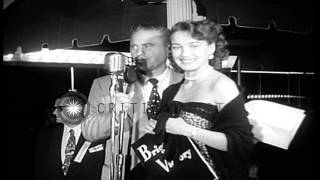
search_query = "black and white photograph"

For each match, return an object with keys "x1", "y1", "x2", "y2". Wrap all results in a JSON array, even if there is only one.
[{"x1": 3, "y1": 0, "x2": 315, "y2": 180}]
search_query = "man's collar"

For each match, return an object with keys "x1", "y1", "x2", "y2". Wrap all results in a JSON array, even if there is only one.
[
  {"x1": 65, "y1": 124, "x2": 81, "y2": 132},
  {"x1": 141, "y1": 67, "x2": 169, "y2": 85}
]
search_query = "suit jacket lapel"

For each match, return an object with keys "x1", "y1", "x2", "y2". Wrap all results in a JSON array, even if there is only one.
[
  {"x1": 65, "y1": 133, "x2": 85, "y2": 176},
  {"x1": 50, "y1": 125, "x2": 66, "y2": 177}
]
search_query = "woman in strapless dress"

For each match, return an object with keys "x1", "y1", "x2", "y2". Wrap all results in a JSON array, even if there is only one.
[{"x1": 134, "y1": 19, "x2": 254, "y2": 180}]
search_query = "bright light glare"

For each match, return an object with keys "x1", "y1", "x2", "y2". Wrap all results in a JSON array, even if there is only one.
[{"x1": 3, "y1": 49, "x2": 131, "y2": 64}]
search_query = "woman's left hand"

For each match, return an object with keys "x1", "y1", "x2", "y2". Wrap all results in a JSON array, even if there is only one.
[{"x1": 165, "y1": 117, "x2": 191, "y2": 136}]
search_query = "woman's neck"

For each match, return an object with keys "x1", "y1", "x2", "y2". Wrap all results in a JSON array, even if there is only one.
[{"x1": 184, "y1": 65, "x2": 213, "y2": 81}]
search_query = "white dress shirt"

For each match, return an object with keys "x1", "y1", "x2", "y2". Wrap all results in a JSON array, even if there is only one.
[{"x1": 141, "y1": 67, "x2": 172, "y2": 102}]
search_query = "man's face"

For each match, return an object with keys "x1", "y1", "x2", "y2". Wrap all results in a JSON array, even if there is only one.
[
  {"x1": 53, "y1": 98, "x2": 64, "y2": 124},
  {"x1": 130, "y1": 29, "x2": 168, "y2": 76},
  {"x1": 53, "y1": 96, "x2": 84, "y2": 126}
]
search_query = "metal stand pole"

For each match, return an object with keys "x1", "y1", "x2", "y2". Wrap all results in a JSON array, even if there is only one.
[
  {"x1": 109, "y1": 74, "x2": 117, "y2": 180},
  {"x1": 109, "y1": 74, "x2": 126, "y2": 180}
]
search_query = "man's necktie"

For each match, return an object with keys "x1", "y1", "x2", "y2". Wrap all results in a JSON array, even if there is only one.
[
  {"x1": 62, "y1": 129, "x2": 76, "y2": 175},
  {"x1": 146, "y1": 78, "x2": 161, "y2": 120}
]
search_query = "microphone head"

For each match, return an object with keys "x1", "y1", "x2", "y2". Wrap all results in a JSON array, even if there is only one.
[
  {"x1": 124, "y1": 66, "x2": 138, "y2": 84},
  {"x1": 104, "y1": 52, "x2": 126, "y2": 74}
]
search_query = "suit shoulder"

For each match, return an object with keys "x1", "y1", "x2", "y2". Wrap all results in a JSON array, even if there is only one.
[
  {"x1": 89, "y1": 75, "x2": 112, "y2": 91},
  {"x1": 91, "y1": 138, "x2": 107, "y2": 146},
  {"x1": 38, "y1": 123, "x2": 62, "y2": 135},
  {"x1": 35, "y1": 124, "x2": 62, "y2": 143},
  {"x1": 93, "y1": 75, "x2": 111, "y2": 84}
]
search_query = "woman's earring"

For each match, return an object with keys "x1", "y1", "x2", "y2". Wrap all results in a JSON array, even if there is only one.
[{"x1": 208, "y1": 54, "x2": 214, "y2": 59}]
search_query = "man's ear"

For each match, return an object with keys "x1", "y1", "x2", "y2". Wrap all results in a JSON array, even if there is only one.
[{"x1": 208, "y1": 42, "x2": 216, "y2": 56}]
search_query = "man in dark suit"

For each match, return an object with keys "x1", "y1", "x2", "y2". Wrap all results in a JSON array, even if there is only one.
[{"x1": 34, "y1": 91, "x2": 106, "y2": 180}]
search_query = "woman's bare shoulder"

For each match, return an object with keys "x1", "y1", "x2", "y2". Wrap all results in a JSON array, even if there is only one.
[{"x1": 209, "y1": 74, "x2": 239, "y2": 107}]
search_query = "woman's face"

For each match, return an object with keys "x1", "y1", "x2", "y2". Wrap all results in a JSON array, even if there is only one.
[{"x1": 170, "y1": 31, "x2": 215, "y2": 72}]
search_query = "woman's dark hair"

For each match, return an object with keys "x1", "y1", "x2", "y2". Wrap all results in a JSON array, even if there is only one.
[{"x1": 170, "y1": 19, "x2": 230, "y2": 69}]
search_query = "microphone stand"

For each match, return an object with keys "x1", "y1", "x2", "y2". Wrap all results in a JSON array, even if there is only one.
[
  {"x1": 109, "y1": 73, "x2": 117, "y2": 180},
  {"x1": 109, "y1": 73, "x2": 127, "y2": 180},
  {"x1": 116, "y1": 110, "x2": 126, "y2": 180},
  {"x1": 106, "y1": 52, "x2": 136, "y2": 180}
]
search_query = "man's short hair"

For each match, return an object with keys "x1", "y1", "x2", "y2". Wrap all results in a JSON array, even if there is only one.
[{"x1": 130, "y1": 24, "x2": 170, "y2": 46}]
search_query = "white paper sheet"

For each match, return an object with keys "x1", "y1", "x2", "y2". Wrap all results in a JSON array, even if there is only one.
[{"x1": 245, "y1": 100, "x2": 305, "y2": 149}]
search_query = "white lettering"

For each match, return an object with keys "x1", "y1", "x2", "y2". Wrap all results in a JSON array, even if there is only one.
[
  {"x1": 136, "y1": 143, "x2": 166, "y2": 163},
  {"x1": 155, "y1": 159, "x2": 174, "y2": 173},
  {"x1": 152, "y1": 145, "x2": 160, "y2": 156},
  {"x1": 137, "y1": 145, "x2": 152, "y2": 162},
  {"x1": 179, "y1": 149, "x2": 192, "y2": 161}
]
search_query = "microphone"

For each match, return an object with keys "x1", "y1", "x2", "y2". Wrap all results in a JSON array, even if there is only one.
[
  {"x1": 104, "y1": 52, "x2": 138, "y2": 93},
  {"x1": 104, "y1": 52, "x2": 126, "y2": 74}
]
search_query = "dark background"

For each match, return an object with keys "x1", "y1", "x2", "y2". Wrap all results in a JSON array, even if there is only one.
[{"x1": 3, "y1": 0, "x2": 315, "y2": 179}]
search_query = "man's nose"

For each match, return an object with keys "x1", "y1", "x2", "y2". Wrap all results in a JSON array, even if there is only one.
[{"x1": 135, "y1": 46, "x2": 145, "y2": 56}]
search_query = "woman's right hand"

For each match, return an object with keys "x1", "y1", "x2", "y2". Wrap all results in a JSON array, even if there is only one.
[
  {"x1": 143, "y1": 119, "x2": 157, "y2": 134},
  {"x1": 166, "y1": 117, "x2": 192, "y2": 136}
]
